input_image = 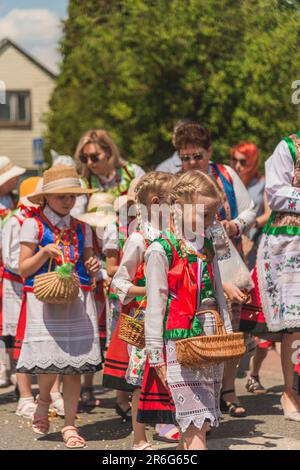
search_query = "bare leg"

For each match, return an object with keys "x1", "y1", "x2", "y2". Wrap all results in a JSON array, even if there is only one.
[
  {"x1": 249, "y1": 347, "x2": 268, "y2": 377},
  {"x1": 61, "y1": 375, "x2": 86, "y2": 448},
  {"x1": 50, "y1": 375, "x2": 61, "y2": 393},
  {"x1": 132, "y1": 388, "x2": 148, "y2": 447},
  {"x1": 35, "y1": 374, "x2": 57, "y2": 417},
  {"x1": 116, "y1": 390, "x2": 131, "y2": 411},
  {"x1": 63, "y1": 375, "x2": 81, "y2": 427},
  {"x1": 182, "y1": 422, "x2": 210, "y2": 450},
  {"x1": 281, "y1": 333, "x2": 300, "y2": 411},
  {"x1": 82, "y1": 373, "x2": 94, "y2": 388},
  {"x1": 222, "y1": 358, "x2": 246, "y2": 413},
  {"x1": 16, "y1": 373, "x2": 33, "y2": 398}
]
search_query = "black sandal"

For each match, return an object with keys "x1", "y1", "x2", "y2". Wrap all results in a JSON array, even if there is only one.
[
  {"x1": 115, "y1": 403, "x2": 131, "y2": 422},
  {"x1": 79, "y1": 387, "x2": 101, "y2": 410},
  {"x1": 220, "y1": 389, "x2": 247, "y2": 418}
]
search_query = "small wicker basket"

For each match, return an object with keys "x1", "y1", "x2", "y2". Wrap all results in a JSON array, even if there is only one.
[
  {"x1": 176, "y1": 309, "x2": 246, "y2": 369},
  {"x1": 33, "y1": 248, "x2": 80, "y2": 305},
  {"x1": 118, "y1": 299, "x2": 145, "y2": 349}
]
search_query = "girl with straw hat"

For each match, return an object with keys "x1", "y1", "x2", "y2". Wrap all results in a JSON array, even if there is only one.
[{"x1": 16, "y1": 165, "x2": 101, "y2": 448}]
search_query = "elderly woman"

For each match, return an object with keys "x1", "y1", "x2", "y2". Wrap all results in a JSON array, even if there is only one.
[
  {"x1": 173, "y1": 122, "x2": 256, "y2": 418},
  {"x1": 75, "y1": 129, "x2": 145, "y2": 197}
]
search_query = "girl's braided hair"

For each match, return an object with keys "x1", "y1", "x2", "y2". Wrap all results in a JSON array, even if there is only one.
[
  {"x1": 170, "y1": 170, "x2": 222, "y2": 257},
  {"x1": 134, "y1": 171, "x2": 176, "y2": 236}
]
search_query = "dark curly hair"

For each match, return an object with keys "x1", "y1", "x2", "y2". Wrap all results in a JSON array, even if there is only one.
[{"x1": 174, "y1": 122, "x2": 211, "y2": 151}]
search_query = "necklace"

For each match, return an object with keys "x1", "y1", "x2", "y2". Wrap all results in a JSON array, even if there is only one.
[{"x1": 182, "y1": 241, "x2": 207, "y2": 260}]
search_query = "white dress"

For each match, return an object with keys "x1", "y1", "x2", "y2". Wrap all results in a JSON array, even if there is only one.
[
  {"x1": 16, "y1": 205, "x2": 102, "y2": 374},
  {"x1": 257, "y1": 139, "x2": 300, "y2": 332},
  {"x1": 144, "y1": 236, "x2": 232, "y2": 432}
]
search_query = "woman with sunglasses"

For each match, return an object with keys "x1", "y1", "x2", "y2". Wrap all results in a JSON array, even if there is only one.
[
  {"x1": 75, "y1": 129, "x2": 145, "y2": 198},
  {"x1": 174, "y1": 122, "x2": 256, "y2": 418}
]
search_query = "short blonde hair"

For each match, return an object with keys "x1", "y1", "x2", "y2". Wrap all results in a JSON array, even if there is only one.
[{"x1": 74, "y1": 129, "x2": 126, "y2": 179}]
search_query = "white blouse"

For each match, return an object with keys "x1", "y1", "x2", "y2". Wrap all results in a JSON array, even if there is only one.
[
  {"x1": 2, "y1": 210, "x2": 23, "y2": 274},
  {"x1": 102, "y1": 223, "x2": 119, "y2": 255},
  {"x1": 265, "y1": 139, "x2": 300, "y2": 213},
  {"x1": 111, "y1": 223, "x2": 160, "y2": 305},
  {"x1": 20, "y1": 205, "x2": 93, "y2": 248}
]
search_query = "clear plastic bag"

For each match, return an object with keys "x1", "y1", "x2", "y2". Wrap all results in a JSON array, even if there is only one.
[{"x1": 210, "y1": 220, "x2": 254, "y2": 291}]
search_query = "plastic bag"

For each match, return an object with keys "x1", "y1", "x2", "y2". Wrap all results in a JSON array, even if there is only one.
[{"x1": 210, "y1": 220, "x2": 254, "y2": 291}]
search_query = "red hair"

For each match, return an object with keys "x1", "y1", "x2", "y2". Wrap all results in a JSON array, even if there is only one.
[{"x1": 230, "y1": 142, "x2": 260, "y2": 187}]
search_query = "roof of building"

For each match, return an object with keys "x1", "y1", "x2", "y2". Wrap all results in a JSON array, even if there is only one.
[{"x1": 0, "y1": 38, "x2": 57, "y2": 79}]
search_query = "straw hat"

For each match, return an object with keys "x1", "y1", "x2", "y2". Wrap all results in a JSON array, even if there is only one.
[
  {"x1": 0, "y1": 156, "x2": 25, "y2": 186},
  {"x1": 76, "y1": 192, "x2": 116, "y2": 228},
  {"x1": 27, "y1": 165, "x2": 97, "y2": 205}
]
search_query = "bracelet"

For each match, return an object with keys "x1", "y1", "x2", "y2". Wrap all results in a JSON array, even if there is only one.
[{"x1": 153, "y1": 362, "x2": 166, "y2": 369}]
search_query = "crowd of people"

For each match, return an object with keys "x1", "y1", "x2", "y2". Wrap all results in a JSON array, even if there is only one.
[{"x1": 0, "y1": 120, "x2": 300, "y2": 450}]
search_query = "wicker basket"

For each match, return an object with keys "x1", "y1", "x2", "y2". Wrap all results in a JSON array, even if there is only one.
[
  {"x1": 176, "y1": 309, "x2": 246, "y2": 369},
  {"x1": 33, "y1": 249, "x2": 80, "y2": 305},
  {"x1": 118, "y1": 299, "x2": 145, "y2": 349}
]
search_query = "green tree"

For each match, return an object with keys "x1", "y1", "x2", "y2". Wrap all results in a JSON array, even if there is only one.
[{"x1": 46, "y1": 0, "x2": 300, "y2": 169}]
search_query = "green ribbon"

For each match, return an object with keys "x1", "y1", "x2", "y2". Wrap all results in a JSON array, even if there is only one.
[{"x1": 55, "y1": 262, "x2": 75, "y2": 279}]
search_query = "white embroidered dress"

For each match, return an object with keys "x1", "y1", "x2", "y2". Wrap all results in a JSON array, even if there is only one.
[
  {"x1": 257, "y1": 138, "x2": 300, "y2": 332},
  {"x1": 16, "y1": 206, "x2": 102, "y2": 374}
]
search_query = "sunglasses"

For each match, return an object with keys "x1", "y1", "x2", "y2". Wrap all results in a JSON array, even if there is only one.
[
  {"x1": 180, "y1": 152, "x2": 205, "y2": 162},
  {"x1": 231, "y1": 156, "x2": 247, "y2": 168},
  {"x1": 79, "y1": 153, "x2": 101, "y2": 164}
]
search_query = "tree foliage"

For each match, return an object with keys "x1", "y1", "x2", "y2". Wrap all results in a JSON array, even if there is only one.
[{"x1": 46, "y1": 0, "x2": 300, "y2": 170}]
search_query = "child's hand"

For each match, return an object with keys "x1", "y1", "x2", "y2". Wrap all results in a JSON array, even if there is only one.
[
  {"x1": 85, "y1": 256, "x2": 100, "y2": 276},
  {"x1": 154, "y1": 365, "x2": 168, "y2": 390},
  {"x1": 223, "y1": 281, "x2": 246, "y2": 304},
  {"x1": 41, "y1": 243, "x2": 62, "y2": 259},
  {"x1": 103, "y1": 277, "x2": 112, "y2": 292},
  {"x1": 221, "y1": 220, "x2": 238, "y2": 237}
]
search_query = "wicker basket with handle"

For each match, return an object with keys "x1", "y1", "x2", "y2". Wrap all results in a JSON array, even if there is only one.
[
  {"x1": 176, "y1": 309, "x2": 246, "y2": 369},
  {"x1": 118, "y1": 298, "x2": 146, "y2": 349},
  {"x1": 33, "y1": 233, "x2": 80, "y2": 305}
]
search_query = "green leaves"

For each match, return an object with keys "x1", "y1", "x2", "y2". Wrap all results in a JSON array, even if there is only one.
[{"x1": 45, "y1": 0, "x2": 300, "y2": 169}]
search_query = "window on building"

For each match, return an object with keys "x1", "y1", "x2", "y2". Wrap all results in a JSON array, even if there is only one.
[{"x1": 0, "y1": 90, "x2": 31, "y2": 128}]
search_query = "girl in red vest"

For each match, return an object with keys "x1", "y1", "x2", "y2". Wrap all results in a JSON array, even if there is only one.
[
  {"x1": 142, "y1": 170, "x2": 232, "y2": 450},
  {"x1": 106, "y1": 172, "x2": 177, "y2": 449}
]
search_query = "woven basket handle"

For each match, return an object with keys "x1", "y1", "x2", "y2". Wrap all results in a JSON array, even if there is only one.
[
  {"x1": 48, "y1": 230, "x2": 65, "y2": 272},
  {"x1": 132, "y1": 296, "x2": 147, "y2": 320},
  {"x1": 197, "y1": 309, "x2": 226, "y2": 335}
]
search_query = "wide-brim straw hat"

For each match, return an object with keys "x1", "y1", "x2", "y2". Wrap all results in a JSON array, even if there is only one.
[
  {"x1": 76, "y1": 192, "x2": 116, "y2": 228},
  {"x1": 28, "y1": 164, "x2": 97, "y2": 205},
  {"x1": 0, "y1": 156, "x2": 26, "y2": 186}
]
